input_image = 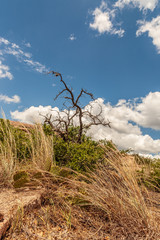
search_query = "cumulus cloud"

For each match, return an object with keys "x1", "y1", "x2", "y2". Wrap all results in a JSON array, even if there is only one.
[
  {"x1": 136, "y1": 16, "x2": 160, "y2": 53},
  {"x1": 134, "y1": 91, "x2": 160, "y2": 129},
  {"x1": 89, "y1": 1, "x2": 125, "y2": 37},
  {"x1": 0, "y1": 36, "x2": 48, "y2": 78},
  {"x1": 114, "y1": 0, "x2": 158, "y2": 11},
  {"x1": 10, "y1": 91, "x2": 160, "y2": 155},
  {"x1": 0, "y1": 60, "x2": 13, "y2": 80},
  {"x1": 0, "y1": 94, "x2": 20, "y2": 103},
  {"x1": 11, "y1": 105, "x2": 55, "y2": 123}
]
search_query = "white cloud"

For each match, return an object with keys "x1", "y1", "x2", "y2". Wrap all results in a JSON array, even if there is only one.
[
  {"x1": 0, "y1": 37, "x2": 10, "y2": 45},
  {"x1": 134, "y1": 91, "x2": 160, "y2": 129},
  {"x1": 10, "y1": 91, "x2": 160, "y2": 155},
  {"x1": 11, "y1": 105, "x2": 54, "y2": 123},
  {"x1": 89, "y1": 1, "x2": 125, "y2": 37},
  {"x1": 11, "y1": 43, "x2": 20, "y2": 49},
  {"x1": 0, "y1": 94, "x2": 20, "y2": 104},
  {"x1": 0, "y1": 60, "x2": 13, "y2": 80},
  {"x1": 23, "y1": 59, "x2": 47, "y2": 73},
  {"x1": 136, "y1": 16, "x2": 160, "y2": 53},
  {"x1": 24, "y1": 42, "x2": 31, "y2": 48},
  {"x1": 0, "y1": 36, "x2": 48, "y2": 78},
  {"x1": 114, "y1": 0, "x2": 158, "y2": 11},
  {"x1": 69, "y1": 34, "x2": 76, "y2": 41}
]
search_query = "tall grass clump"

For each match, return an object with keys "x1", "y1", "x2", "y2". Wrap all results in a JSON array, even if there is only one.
[
  {"x1": 0, "y1": 119, "x2": 17, "y2": 186},
  {"x1": 29, "y1": 124, "x2": 54, "y2": 171},
  {"x1": 0, "y1": 119, "x2": 55, "y2": 186}
]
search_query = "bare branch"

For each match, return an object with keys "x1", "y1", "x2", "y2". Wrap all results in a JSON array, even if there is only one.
[
  {"x1": 75, "y1": 89, "x2": 94, "y2": 105},
  {"x1": 45, "y1": 71, "x2": 110, "y2": 143},
  {"x1": 54, "y1": 89, "x2": 67, "y2": 101}
]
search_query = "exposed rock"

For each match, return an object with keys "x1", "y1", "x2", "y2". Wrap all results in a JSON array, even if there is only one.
[{"x1": 0, "y1": 187, "x2": 45, "y2": 239}]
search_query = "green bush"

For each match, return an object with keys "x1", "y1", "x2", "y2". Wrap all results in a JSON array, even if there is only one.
[
  {"x1": 43, "y1": 124, "x2": 106, "y2": 172},
  {"x1": 43, "y1": 123, "x2": 54, "y2": 136},
  {"x1": 53, "y1": 136, "x2": 104, "y2": 172}
]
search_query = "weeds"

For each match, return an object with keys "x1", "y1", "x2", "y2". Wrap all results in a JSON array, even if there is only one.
[{"x1": 11, "y1": 205, "x2": 24, "y2": 233}]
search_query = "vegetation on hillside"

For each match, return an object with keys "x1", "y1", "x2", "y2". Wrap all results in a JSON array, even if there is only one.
[
  {"x1": 135, "y1": 154, "x2": 160, "y2": 192},
  {"x1": 0, "y1": 118, "x2": 160, "y2": 239}
]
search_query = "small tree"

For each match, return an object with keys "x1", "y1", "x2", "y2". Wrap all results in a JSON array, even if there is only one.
[{"x1": 43, "y1": 71, "x2": 110, "y2": 143}]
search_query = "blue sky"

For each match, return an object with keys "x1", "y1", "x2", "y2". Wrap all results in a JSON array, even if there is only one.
[{"x1": 1, "y1": 0, "x2": 160, "y2": 156}]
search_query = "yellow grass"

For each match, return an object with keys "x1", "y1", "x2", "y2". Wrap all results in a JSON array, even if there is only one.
[
  {"x1": 0, "y1": 119, "x2": 159, "y2": 239},
  {"x1": 52, "y1": 148, "x2": 159, "y2": 239}
]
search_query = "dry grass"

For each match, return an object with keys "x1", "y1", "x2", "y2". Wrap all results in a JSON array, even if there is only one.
[
  {"x1": 48, "y1": 149, "x2": 160, "y2": 239},
  {"x1": 0, "y1": 119, "x2": 160, "y2": 239},
  {"x1": 28, "y1": 124, "x2": 54, "y2": 171},
  {"x1": 0, "y1": 118, "x2": 17, "y2": 186},
  {"x1": 4, "y1": 173, "x2": 160, "y2": 239},
  {"x1": 0, "y1": 120, "x2": 54, "y2": 186}
]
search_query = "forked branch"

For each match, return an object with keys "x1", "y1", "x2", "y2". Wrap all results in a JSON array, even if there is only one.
[{"x1": 44, "y1": 71, "x2": 110, "y2": 143}]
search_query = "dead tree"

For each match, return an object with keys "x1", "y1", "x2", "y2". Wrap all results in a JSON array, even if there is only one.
[{"x1": 44, "y1": 71, "x2": 110, "y2": 143}]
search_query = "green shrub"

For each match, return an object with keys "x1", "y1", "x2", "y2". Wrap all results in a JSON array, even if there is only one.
[
  {"x1": 53, "y1": 136, "x2": 104, "y2": 172},
  {"x1": 43, "y1": 123, "x2": 54, "y2": 136},
  {"x1": 53, "y1": 137, "x2": 68, "y2": 165}
]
